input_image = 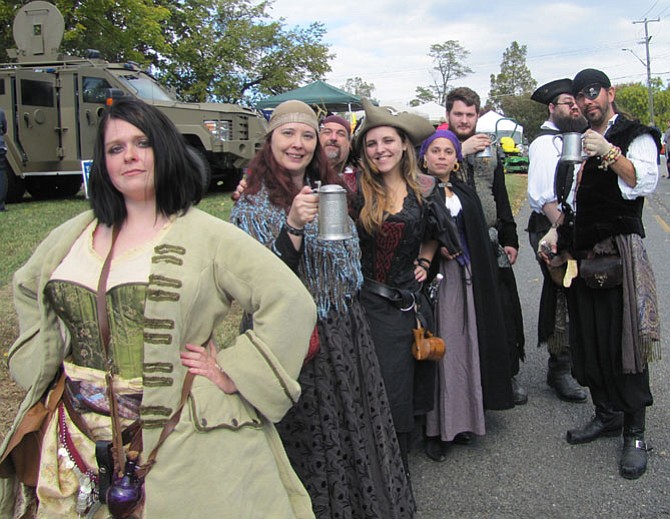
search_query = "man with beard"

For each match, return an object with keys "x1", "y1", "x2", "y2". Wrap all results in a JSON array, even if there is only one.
[
  {"x1": 540, "y1": 69, "x2": 660, "y2": 479},
  {"x1": 527, "y1": 79, "x2": 588, "y2": 403},
  {"x1": 318, "y1": 114, "x2": 357, "y2": 190},
  {"x1": 445, "y1": 87, "x2": 526, "y2": 406}
]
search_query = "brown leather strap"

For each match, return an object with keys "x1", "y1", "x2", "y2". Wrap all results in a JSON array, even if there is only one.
[
  {"x1": 95, "y1": 225, "x2": 126, "y2": 475},
  {"x1": 136, "y1": 372, "x2": 194, "y2": 478},
  {"x1": 94, "y1": 224, "x2": 195, "y2": 479}
]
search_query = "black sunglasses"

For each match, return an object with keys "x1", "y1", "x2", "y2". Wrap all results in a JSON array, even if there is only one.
[{"x1": 577, "y1": 84, "x2": 602, "y2": 101}]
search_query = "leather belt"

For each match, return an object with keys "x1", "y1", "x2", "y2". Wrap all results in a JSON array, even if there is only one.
[{"x1": 363, "y1": 278, "x2": 415, "y2": 311}]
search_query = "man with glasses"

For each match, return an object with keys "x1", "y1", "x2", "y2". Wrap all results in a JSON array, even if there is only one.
[
  {"x1": 527, "y1": 79, "x2": 588, "y2": 403},
  {"x1": 540, "y1": 69, "x2": 660, "y2": 479}
]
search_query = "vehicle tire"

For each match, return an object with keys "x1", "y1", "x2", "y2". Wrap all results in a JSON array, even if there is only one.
[
  {"x1": 4, "y1": 159, "x2": 26, "y2": 203},
  {"x1": 218, "y1": 168, "x2": 243, "y2": 192},
  {"x1": 187, "y1": 146, "x2": 212, "y2": 192},
  {"x1": 24, "y1": 175, "x2": 82, "y2": 199}
]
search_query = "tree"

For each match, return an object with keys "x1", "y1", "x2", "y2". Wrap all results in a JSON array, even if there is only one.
[
  {"x1": 342, "y1": 77, "x2": 376, "y2": 99},
  {"x1": 427, "y1": 40, "x2": 473, "y2": 106},
  {"x1": 499, "y1": 95, "x2": 547, "y2": 143},
  {"x1": 1, "y1": 0, "x2": 169, "y2": 65},
  {"x1": 157, "y1": 0, "x2": 333, "y2": 105},
  {"x1": 488, "y1": 41, "x2": 537, "y2": 112},
  {"x1": 615, "y1": 83, "x2": 652, "y2": 124},
  {"x1": 411, "y1": 40, "x2": 472, "y2": 107},
  {"x1": 614, "y1": 79, "x2": 670, "y2": 127},
  {"x1": 409, "y1": 86, "x2": 438, "y2": 107},
  {"x1": 0, "y1": 0, "x2": 333, "y2": 106}
]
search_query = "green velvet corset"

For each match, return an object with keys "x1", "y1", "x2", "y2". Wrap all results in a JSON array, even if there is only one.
[{"x1": 44, "y1": 280, "x2": 147, "y2": 379}]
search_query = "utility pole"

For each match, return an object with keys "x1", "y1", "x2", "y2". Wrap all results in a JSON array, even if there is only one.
[{"x1": 632, "y1": 17, "x2": 659, "y2": 126}]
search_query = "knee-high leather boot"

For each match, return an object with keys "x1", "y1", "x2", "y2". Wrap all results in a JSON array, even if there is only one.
[
  {"x1": 566, "y1": 401, "x2": 623, "y2": 444},
  {"x1": 620, "y1": 408, "x2": 650, "y2": 479}
]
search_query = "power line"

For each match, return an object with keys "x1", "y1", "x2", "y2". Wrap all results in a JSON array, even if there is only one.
[
  {"x1": 642, "y1": 0, "x2": 661, "y2": 19},
  {"x1": 628, "y1": 17, "x2": 660, "y2": 124}
]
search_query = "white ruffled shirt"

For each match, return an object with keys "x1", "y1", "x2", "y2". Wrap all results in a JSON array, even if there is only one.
[{"x1": 527, "y1": 115, "x2": 659, "y2": 215}]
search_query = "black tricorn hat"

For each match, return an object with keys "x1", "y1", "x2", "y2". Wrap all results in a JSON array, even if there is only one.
[{"x1": 531, "y1": 78, "x2": 573, "y2": 105}]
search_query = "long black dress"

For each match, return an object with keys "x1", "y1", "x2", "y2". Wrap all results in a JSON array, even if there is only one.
[
  {"x1": 231, "y1": 187, "x2": 415, "y2": 519},
  {"x1": 355, "y1": 175, "x2": 457, "y2": 443}
]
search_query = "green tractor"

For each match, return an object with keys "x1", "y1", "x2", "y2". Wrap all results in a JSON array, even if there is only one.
[
  {"x1": 500, "y1": 136, "x2": 529, "y2": 174},
  {"x1": 495, "y1": 117, "x2": 528, "y2": 174}
]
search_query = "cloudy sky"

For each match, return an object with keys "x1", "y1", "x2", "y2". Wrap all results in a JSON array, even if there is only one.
[{"x1": 268, "y1": 0, "x2": 670, "y2": 107}]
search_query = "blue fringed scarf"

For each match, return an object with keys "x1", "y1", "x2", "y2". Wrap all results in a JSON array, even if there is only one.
[{"x1": 231, "y1": 187, "x2": 363, "y2": 319}]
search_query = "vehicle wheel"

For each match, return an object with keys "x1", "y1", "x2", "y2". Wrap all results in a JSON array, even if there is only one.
[
  {"x1": 25, "y1": 175, "x2": 82, "y2": 199},
  {"x1": 187, "y1": 146, "x2": 212, "y2": 192},
  {"x1": 4, "y1": 159, "x2": 26, "y2": 203},
  {"x1": 218, "y1": 168, "x2": 243, "y2": 192}
]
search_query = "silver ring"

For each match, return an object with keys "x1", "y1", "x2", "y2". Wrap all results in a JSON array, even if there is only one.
[{"x1": 400, "y1": 293, "x2": 416, "y2": 312}]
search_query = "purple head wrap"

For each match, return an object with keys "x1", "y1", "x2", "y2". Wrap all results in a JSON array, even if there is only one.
[{"x1": 419, "y1": 129, "x2": 463, "y2": 162}]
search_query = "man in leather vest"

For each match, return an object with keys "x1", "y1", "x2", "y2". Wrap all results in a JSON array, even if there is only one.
[
  {"x1": 445, "y1": 87, "x2": 527, "y2": 406},
  {"x1": 527, "y1": 79, "x2": 588, "y2": 403},
  {"x1": 540, "y1": 69, "x2": 660, "y2": 480}
]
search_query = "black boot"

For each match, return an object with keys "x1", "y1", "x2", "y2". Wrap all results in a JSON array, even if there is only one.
[
  {"x1": 620, "y1": 409, "x2": 650, "y2": 479},
  {"x1": 566, "y1": 403, "x2": 623, "y2": 444},
  {"x1": 424, "y1": 436, "x2": 448, "y2": 462},
  {"x1": 511, "y1": 377, "x2": 528, "y2": 405},
  {"x1": 547, "y1": 351, "x2": 588, "y2": 403}
]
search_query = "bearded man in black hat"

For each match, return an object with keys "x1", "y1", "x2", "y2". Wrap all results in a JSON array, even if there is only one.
[
  {"x1": 527, "y1": 79, "x2": 588, "y2": 403},
  {"x1": 540, "y1": 68, "x2": 661, "y2": 480},
  {"x1": 445, "y1": 87, "x2": 527, "y2": 406}
]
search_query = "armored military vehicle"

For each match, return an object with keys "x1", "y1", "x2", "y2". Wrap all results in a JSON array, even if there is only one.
[{"x1": 0, "y1": 1, "x2": 266, "y2": 201}]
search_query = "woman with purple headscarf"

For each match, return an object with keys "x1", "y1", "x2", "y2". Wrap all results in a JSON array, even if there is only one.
[{"x1": 420, "y1": 130, "x2": 515, "y2": 461}]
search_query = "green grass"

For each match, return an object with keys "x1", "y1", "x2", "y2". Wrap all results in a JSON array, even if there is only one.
[
  {"x1": 504, "y1": 173, "x2": 528, "y2": 215},
  {"x1": 0, "y1": 190, "x2": 236, "y2": 288}
]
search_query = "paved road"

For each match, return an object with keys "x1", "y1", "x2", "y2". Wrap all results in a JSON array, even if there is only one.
[{"x1": 409, "y1": 170, "x2": 670, "y2": 518}]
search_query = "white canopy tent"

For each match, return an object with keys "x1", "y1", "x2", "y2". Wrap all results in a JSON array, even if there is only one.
[
  {"x1": 407, "y1": 102, "x2": 446, "y2": 125},
  {"x1": 476, "y1": 111, "x2": 523, "y2": 143}
]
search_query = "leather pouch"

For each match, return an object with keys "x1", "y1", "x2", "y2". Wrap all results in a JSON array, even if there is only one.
[
  {"x1": 411, "y1": 327, "x2": 446, "y2": 361},
  {"x1": 579, "y1": 256, "x2": 623, "y2": 289}
]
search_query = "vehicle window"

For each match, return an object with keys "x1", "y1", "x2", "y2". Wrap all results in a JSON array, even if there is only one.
[
  {"x1": 0, "y1": 78, "x2": 5, "y2": 96},
  {"x1": 83, "y1": 76, "x2": 113, "y2": 103},
  {"x1": 116, "y1": 74, "x2": 173, "y2": 102},
  {"x1": 21, "y1": 79, "x2": 54, "y2": 107}
]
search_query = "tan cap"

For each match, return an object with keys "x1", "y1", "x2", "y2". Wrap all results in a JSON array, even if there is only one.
[{"x1": 267, "y1": 100, "x2": 319, "y2": 135}]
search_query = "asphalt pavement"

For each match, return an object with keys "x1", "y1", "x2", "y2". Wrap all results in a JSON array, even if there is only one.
[{"x1": 409, "y1": 167, "x2": 670, "y2": 518}]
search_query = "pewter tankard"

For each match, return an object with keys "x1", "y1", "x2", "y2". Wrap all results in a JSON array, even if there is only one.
[
  {"x1": 475, "y1": 133, "x2": 498, "y2": 158},
  {"x1": 317, "y1": 184, "x2": 352, "y2": 240},
  {"x1": 553, "y1": 132, "x2": 587, "y2": 164}
]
